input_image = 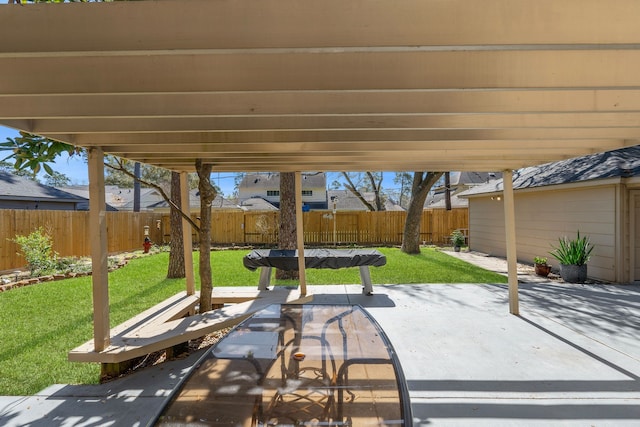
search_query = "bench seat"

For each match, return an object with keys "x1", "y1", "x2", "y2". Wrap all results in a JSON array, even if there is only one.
[{"x1": 69, "y1": 288, "x2": 310, "y2": 365}]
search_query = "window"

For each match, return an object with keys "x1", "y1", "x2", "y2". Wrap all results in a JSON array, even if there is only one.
[
  {"x1": 267, "y1": 190, "x2": 280, "y2": 197},
  {"x1": 302, "y1": 190, "x2": 313, "y2": 196}
]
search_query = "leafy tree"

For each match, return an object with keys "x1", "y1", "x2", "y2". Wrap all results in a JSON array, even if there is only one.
[
  {"x1": 1, "y1": 133, "x2": 202, "y2": 278},
  {"x1": 233, "y1": 172, "x2": 246, "y2": 196},
  {"x1": 0, "y1": 132, "x2": 81, "y2": 177},
  {"x1": 393, "y1": 172, "x2": 413, "y2": 209},
  {"x1": 401, "y1": 172, "x2": 444, "y2": 254},
  {"x1": 0, "y1": 160, "x2": 39, "y2": 180},
  {"x1": 43, "y1": 170, "x2": 71, "y2": 187}
]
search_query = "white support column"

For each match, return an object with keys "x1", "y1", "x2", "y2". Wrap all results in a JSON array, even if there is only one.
[
  {"x1": 88, "y1": 147, "x2": 110, "y2": 351},
  {"x1": 503, "y1": 169, "x2": 519, "y2": 315},
  {"x1": 180, "y1": 171, "x2": 195, "y2": 295},
  {"x1": 295, "y1": 171, "x2": 307, "y2": 296}
]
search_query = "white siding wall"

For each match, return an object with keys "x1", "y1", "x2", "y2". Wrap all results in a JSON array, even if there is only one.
[
  {"x1": 469, "y1": 185, "x2": 617, "y2": 282},
  {"x1": 302, "y1": 185, "x2": 328, "y2": 204}
]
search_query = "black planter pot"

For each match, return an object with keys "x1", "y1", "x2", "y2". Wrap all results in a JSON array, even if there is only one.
[{"x1": 560, "y1": 264, "x2": 587, "y2": 283}]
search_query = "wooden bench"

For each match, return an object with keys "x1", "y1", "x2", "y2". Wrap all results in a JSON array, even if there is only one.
[
  {"x1": 69, "y1": 288, "x2": 311, "y2": 377},
  {"x1": 243, "y1": 249, "x2": 387, "y2": 295}
]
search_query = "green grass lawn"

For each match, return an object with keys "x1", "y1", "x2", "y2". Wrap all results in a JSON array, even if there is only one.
[{"x1": 0, "y1": 247, "x2": 506, "y2": 395}]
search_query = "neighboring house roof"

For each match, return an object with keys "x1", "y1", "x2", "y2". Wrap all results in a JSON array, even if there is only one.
[
  {"x1": 460, "y1": 145, "x2": 640, "y2": 197},
  {"x1": 238, "y1": 172, "x2": 327, "y2": 191},
  {"x1": 140, "y1": 189, "x2": 241, "y2": 211},
  {"x1": 0, "y1": 172, "x2": 88, "y2": 208},
  {"x1": 425, "y1": 171, "x2": 502, "y2": 208},
  {"x1": 61, "y1": 185, "x2": 157, "y2": 211},
  {"x1": 55, "y1": 185, "x2": 118, "y2": 211},
  {"x1": 239, "y1": 197, "x2": 279, "y2": 211},
  {"x1": 441, "y1": 172, "x2": 502, "y2": 188},
  {"x1": 425, "y1": 192, "x2": 469, "y2": 209},
  {"x1": 327, "y1": 189, "x2": 403, "y2": 211},
  {"x1": 63, "y1": 185, "x2": 241, "y2": 211},
  {"x1": 108, "y1": 187, "x2": 163, "y2": 210}
]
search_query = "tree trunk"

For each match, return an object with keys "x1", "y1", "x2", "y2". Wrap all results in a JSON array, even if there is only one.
[
  {"x1": 401, "y1": 172, "x2": 444, "y2": 254},
  {"x1": 167, "y1": 171, "x2": 185, "y2": 278},
  {"x1": 444, "y1": 171, "x2": 452, "y2": 211},
  {"x1": 276, "y1": 172, "x2": 299, "y2": 280},
  {"x1": 196, "y1": 160, "x2": 216, "y2": 312}
]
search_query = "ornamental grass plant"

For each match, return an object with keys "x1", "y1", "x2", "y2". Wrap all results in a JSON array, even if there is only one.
[{"x1": 549, "y1": 231, "x2": 594, "y2": 266}]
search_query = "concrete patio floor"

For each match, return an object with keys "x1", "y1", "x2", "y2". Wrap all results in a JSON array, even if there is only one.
[{"x1": 1, "y1": 253, "x2": 639, "y2": 426}]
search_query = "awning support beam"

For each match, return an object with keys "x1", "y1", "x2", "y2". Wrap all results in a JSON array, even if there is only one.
[
  {"x1": 88, "y1": 147, "x2": 110, "y2": 351},
  {"x1": 503, "y1": 169, "x2": 519, "y2": 315},
  {"x1": 295, "y1": 171, "x2": 307, "y2": 296}
]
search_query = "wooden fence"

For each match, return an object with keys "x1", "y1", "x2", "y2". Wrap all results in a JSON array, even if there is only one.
[
  {"x1": 1, "y1": 208, "x2": 467, "y2": 271},
  {"x1": 1, "y1": 210, "x2": 165, "y2": 272}
]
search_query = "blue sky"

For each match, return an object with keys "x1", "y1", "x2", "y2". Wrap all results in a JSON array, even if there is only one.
[{"x1": 1, "y1": 125, "x2": 405, "y2": 196}]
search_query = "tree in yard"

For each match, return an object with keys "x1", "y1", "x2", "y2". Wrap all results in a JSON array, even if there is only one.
[
  {"x1": 276, "y1": 172, "x2": 298, "y2": 280},
  {"x1": 341, "y1": 171, "x2": 385, "y2": 211},
  {"x1": 393, "y1": 171, "x2": 413, "y2": 209},
  {"x1": 401, "y1": 172, "x2": 444, "y2": 254},
  {"x1": 1, "y1": 132, "x2": 202, "y2": 280},
  {"x1": 166, "y1": 172, "x2": 185, "y2": 278},
  {"x1": 103, "y1": 156, "x2": 202, "y2": 192},
  {"x1": 0, "y1": 160, "x2": 39, "y2": 180},
  {"x1": 195, "y1": 159, "x2": 217, "y2": 312},
  {"x1": 43, "y1": 170, "x2": 71, "y2": 187}
]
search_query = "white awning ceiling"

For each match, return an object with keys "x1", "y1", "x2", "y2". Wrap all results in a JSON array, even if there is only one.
[{"x1": 1, "y1": 0, "x2": 639, "y2": 173}]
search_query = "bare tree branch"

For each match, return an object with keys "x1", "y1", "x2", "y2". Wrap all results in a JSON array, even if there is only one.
[
  {"x1": 105, "y1": 159, "x2": 201, "y2": 233},
  {"x1": 341, "y1": 172, "x2": 376, "y2": 211}
]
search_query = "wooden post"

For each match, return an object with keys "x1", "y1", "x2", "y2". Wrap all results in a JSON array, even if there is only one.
[
  {"x1": 295, "y1": 172, "x2": 307, "y2": 296},
  {"x1": 503, "y1": 169, "x2": 519, "y2": 315},
  {"x1": 88, "y1": 148, "x2": 110, "y2": 351},
  {"x1": 180, "y1": 171, "x2": 195, "y2": 295}
]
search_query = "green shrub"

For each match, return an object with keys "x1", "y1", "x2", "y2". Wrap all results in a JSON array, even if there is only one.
[
  {"x1": 450, "y1": 229, "x2": 465, "y2": 247},
  {"x1": 12, "y1": 227, "x2": 59, "y2": 276},
  {"x1": 549, "y1": 231, "x2": 594, "y2": 266}
]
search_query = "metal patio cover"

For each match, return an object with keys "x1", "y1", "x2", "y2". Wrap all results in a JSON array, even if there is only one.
[{"x1": 1, "y1": 0, "x2": 639, "y2": 173}]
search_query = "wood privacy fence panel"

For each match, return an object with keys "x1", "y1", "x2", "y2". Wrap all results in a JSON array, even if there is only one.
[
  {"x1": 197, "y1": 209, "x2": 467, "y2": 247},
  {"x1": 431, "y1": 208, "x2": 469, "y2": 245},
  {"x1": 1, "y1": 208, "x2": 468, "y2": 271},
  {"x1": 1, "y1": 210, "x2": 164, "y2": 271}
]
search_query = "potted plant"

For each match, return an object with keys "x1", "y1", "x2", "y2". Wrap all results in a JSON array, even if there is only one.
[
  {"x1": 450, "y1": 229, "x2": 465, "y2": 252},
  {"x1": 549, "y1": 231, "x2": 594, "y2": 283},
  {"x1": 533, "y1": 256, "x2": 552, "y2": 277}
]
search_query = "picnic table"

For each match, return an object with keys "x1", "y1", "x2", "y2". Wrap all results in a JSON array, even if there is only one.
[{"x1": 242, "y1": 248, "x2": 387, "y2": 295}]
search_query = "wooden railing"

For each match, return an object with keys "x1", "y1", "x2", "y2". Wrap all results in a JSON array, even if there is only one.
[{"x1": 1, "y1": 208, "x2": 468, "y2": 271}]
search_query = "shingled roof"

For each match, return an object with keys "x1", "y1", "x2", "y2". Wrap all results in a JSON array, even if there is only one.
[
  {"x1": 0, "y1": 171, "x2": 87, "y2": 206},
  {"x1": 460, "y1": 145, "x2": 640, "y2": 197}
]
